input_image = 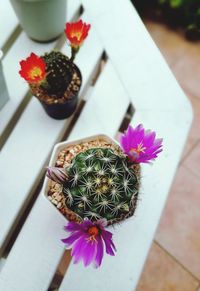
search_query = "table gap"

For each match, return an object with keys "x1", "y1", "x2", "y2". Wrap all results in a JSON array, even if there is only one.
[
  {"x1": 118, "y1": 103, "x2": 135, "y2": 133},
  {"x1": 1, "y1": 25, "x2": 22, "y2": 57},
  {"x1": 92, "y1": 51, "x2": 108, "y2": 86},
  {"x1": 48, "y1": 250, "x2": 72, "y2": 291}
]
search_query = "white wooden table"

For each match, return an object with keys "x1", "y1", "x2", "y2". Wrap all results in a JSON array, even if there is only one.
[{"x1": 0, "y1": 0, "x2": 192, "y2": 290}]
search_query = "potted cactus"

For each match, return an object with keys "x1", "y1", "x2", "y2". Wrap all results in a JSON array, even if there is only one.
[
  {"x1": 18, "y1": 20, "x2": 90, "y2": 119},
  {"x1": 10, "y1": 0, "x2": 67, "y2": 42},
  {"x1": 44, "y1": 124, "x2": 163, "y2": 267}
]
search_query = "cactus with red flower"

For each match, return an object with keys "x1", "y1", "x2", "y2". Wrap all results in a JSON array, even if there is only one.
[{"x1": 19, "y1": 20, "x2": 91, "y2": 100}]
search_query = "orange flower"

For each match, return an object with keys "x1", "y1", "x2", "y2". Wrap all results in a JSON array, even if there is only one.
[
  {"x1": 19, "y1": 53, "x2": 46, "y2": 84},
  {"x1": 65, "y1": 19, "x2": 91, "y2": 48}
]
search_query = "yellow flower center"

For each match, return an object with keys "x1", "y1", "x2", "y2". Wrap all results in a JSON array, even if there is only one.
[
  {"x1": 29, "y1": 66, "x2": 43, "y2": 79},
  {"x1": 71, "y1": 31, "x2": 82, "y2": 41},
  {"x1": 130, "y1": 142, "x2": 146, "y2": 159},
  {"x1": 86, "y1": 226, "x2": 99, "y2": 243},
  {"x1": 88, "y1": 226, "x2": 99, "y2": 237}
]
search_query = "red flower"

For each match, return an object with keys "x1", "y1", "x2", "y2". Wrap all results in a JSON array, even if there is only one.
[
  {"x1": 19, "y1": 53, "x2": 46, "y2": 84},
  {"x1": 65, "y1": 19, "x2": 91, "y2": 48}
]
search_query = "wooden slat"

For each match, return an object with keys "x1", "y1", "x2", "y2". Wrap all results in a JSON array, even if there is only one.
[
  {"x1": 0, "y1": 1, "x2": 18, "y2": 49},
  {"x1": 0, "y1": 11, "x2": 103, "y2": 250},
  {"x1": 69, "y1": 62, "x2": 130, "y2": 139},
  {"x1": 0, "y1": 61, "x2": 130, "y2": 291},
  {"x1": 0, "y1": 0, "x2": 81, "y2": 137}
]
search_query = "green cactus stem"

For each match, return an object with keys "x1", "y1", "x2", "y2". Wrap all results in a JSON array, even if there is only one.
[
  {"x1": 41, "y1": 51, "x2": 74, "y2": 97},
  {"x1": 62, "y1": 147, "x2": 140, "y2": 225}
]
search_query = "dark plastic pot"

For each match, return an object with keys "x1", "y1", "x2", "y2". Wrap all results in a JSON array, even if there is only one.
[
  {"x1": 38, "y1": 65, "x2": 82, "y2": 120},
  {"x1": 40, "y1": 93, "x2": 78, "y2": 119}
]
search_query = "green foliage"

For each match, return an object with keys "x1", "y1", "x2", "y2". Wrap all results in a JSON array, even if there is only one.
[
  {"x1": 42, "y1": 51, "x2": 74, "y2": 96},
  {"x1": 62, "y1": 148, "x2": 139, "y2": 224},
  {"x1": 132, "y1": 0, "x2": 200, "y2": 40}
]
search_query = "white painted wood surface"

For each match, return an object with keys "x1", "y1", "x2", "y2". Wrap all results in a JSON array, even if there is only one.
[
  {"x1": 0, "y1": 0, "x2": 192, "y2": 290},
  {"x1": 0, "y1": 1, "x2": 18, "y2": 49}
]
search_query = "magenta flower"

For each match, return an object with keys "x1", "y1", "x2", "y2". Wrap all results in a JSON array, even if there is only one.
[
  {"x1": 120, "y1": 124, "x2": 163, "y2": 164},
  {"x1": 62, "y1": 219, "x2": 116, "y2": 268}
]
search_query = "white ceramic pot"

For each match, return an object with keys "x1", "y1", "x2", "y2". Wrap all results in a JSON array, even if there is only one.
[
  {"x1": 0, "y1": 51, "x2": 9, "y2": 111},
  {"x1": 42, "y1": 134, "x2": 118, "y2": 218},
  {"x1": 10, "y1": 0, "x2": 67, "y2": 42}
]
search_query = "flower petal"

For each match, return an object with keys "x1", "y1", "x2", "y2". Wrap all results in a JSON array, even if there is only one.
[
  {"x1": 94, "y1": 236, "x2": 104, "y2": 268},
  {"x1": 101, "y1": 229, "x2": 116, "y2": 256},
  {"x1": 65, "y1": 19, "x2": 91, "y2": 48},
  {"x1": 119, "y1": 124, "x2": 163, "y2": 164},
  {"x1": 19, "y1": 52, "x2": 46, "y2": 84},
  {"x1": 71, "y1": 237, "x2": 87, "y2": 264},
  {"x1": 61, "y1": 231, "x2": 83, "y2": 246},
  {"x1": 82, "y1": 240, "x2": 97, "y2": 267},
  {"x1": 46, "y1": 167, "x2": 68, "y2": 184}
]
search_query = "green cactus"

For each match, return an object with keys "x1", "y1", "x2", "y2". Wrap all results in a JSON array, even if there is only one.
[
  {"x1": 62, "y1": 147, "x2": 140, "y2": 225},
  {"x1": 42, "y1": 51, "x2": 74, "y2": 97}
]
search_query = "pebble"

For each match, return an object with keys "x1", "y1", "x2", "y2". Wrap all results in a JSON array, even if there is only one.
[
  {"x1": 52, "y1": 199, "x2": 58, "y2": 205},
  {"x1": 56, "y1": 160, "x2": 63, "y2": 166},
  {"x1": 57, "y1": 202, "x2": 62, "y2": 209}
]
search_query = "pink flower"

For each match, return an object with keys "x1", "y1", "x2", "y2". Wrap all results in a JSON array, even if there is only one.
[
  {"x1": 62, "y1": 219, "x2": 116, "y2": 268},
  {"x1": 120, "y1": 124, "x2": 163, "y2": 164}
]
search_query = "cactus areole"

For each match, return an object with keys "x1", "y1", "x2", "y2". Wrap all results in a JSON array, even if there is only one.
[{"x1": 45, "y1": 126, "x2": 163, "y2": 268}]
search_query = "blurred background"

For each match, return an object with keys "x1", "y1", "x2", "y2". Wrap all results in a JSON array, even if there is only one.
[{"x1": 130, "y1": 1, "x2": 200, "y2": 290}]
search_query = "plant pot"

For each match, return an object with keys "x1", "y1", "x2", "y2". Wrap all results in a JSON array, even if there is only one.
[
  {"x1": 0, "y1": 51, "x2": 9, "y2": 111},
  {"x1": 39, "y1": 93, "x2": 78, "y2": 119},
  {"x1": 32, "y1": 63, "x2": 82, "y2": 119},
  {"x1": 43, "y1": 135, "x2": 140, "y2": 225},
  {"x1": 10, "y1": 0, "x2": 66, "y2": 42}
]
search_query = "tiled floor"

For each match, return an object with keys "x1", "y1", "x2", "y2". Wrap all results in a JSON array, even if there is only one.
[{"x1": 136, "y1": 20, "x2": 200, "y2": 291}]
